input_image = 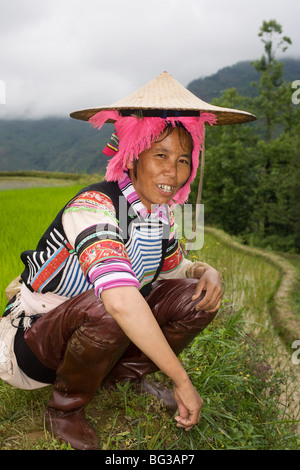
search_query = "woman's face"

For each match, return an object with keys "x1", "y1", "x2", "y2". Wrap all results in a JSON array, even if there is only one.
[{"x1": 127, "y1": 127, "x2": 192, "y2": 210}]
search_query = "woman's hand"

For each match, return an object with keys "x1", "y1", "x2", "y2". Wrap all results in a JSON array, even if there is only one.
[
  {"x1": 173, "y1": 378, "x2": 204, "y2": 431},
  {"x1": 192, "y1": 266, "x2": 223, "y2": 313}
]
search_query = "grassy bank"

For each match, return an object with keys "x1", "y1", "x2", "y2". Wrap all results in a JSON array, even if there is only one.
[
  {"x1": 0, "y1": 170, "x2": 92, "y2": 180},
  {"x1": 0, "y1": 171, "x2": 103, "y2": 191},
  {"x1": 195, "y1": 228, "x2": 300, "y2": 433},
  {"x1": 200, "y1": 227, "x2": 300, "y2": 348},
  {"x1": 279, "y1": 254, "x2": 300, "y2": 321},
  {"x1": 0, "y1": 184, "x2": 299, "y2": 450}
]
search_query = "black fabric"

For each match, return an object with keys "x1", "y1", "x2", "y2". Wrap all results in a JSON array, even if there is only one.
[{"x1": 14, "y1": 317, "x2": 56, "y2": 384}]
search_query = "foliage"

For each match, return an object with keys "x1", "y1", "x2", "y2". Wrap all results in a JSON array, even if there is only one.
[
  {"x1": 192, "y1": 88, "x2": 259, "y2": 236},
  {"x1": 256, "y1": 20, "x2": 292, "y2": 66},
  {"x1": 251, "y1": 19, "x2": 292, "y2": 142},
  {"x1": 190, "y1": 20, "x2": 300, "y2": 254}
]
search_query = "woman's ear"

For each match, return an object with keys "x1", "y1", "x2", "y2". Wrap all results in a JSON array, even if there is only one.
[
  {"x1": 127, "y1": 158, "x2": 138, "y2": 181},
  {"x1": 126, "y1": 158, "x2": 134, "y2": 170}
]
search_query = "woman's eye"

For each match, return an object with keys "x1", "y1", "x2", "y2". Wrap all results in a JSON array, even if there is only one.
[{"x1": 179, "y1": 159, "x2": 191, "y2": 165}]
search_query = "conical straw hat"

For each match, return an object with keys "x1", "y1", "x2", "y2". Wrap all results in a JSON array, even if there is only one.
[{"x1": 70, "y1": 71, "x2": 256, "y2": 125}]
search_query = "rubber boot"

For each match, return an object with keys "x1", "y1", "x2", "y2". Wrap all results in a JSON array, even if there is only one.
[
  {"x1": 102, "y1": 279, "x2": 218, "y2": 411},
  {"x1": 24, "y1": 290, "x2": 130, "y2": 450}
]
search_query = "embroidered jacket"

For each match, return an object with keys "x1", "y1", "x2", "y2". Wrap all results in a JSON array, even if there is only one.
[{"x1": 20, "y1": 176, "x2": 184, "y2": 299}]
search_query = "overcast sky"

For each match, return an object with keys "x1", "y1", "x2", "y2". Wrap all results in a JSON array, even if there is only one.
[{"x1": 0, "y1": 0, "x2": 299, "y2": 120}]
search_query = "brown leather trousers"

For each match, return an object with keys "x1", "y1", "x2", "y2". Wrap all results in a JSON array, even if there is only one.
[
  {"x1": 25, "y1": 279, "x2": 216, "y2": 386},
  {"x1": 24, "y1": 279, "x2": 217, "y2": 450}
]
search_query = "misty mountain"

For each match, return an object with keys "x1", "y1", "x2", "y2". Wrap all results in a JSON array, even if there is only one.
[
  {"x1": 1, "y1": 58, "x2": 299, "y2": 174},
  {"x1": 0, "y1": 118, "x2": 112, "y2": 174}
]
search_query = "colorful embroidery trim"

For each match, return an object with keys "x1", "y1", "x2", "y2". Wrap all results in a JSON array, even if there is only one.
[
  {"x1": 31, "y1": 241, "x2": 73, "y2": 292},
  {"x1": 65, "y1": 191, "x2": 116, "y2": 216},
  {"x1": 160, "y1": 243, "x2": 183, "y2": 273},
  {"x1": 79, "y1": 239, "x2": 131, "y2": 277}
]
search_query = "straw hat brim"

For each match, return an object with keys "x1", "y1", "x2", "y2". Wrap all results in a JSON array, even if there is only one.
[{"x1": 70, "y1": 71, "x2": 256, "y2": 126}]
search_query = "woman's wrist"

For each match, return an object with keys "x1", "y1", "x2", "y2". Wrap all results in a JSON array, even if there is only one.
[
  {"x1": 186, "y1": 261, "x2": 210, "y2": 279},
  {"x1": 171, "y1": 367, "x2": 191, "y2": 388}
]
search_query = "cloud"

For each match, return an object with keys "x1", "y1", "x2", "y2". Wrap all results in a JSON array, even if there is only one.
[{"x1": 0, "y1": 0, "x2": 299, "y2": 119}]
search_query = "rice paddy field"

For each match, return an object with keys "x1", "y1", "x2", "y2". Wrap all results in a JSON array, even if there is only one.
[
  {"x1": 0, "y1": 177, "x2": 299, "y2": 450},
  {"x1": 0, "y1": 181, "x2": 85, "y2": 311}
]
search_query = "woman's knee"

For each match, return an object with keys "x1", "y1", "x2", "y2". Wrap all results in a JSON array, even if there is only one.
[
  {"x1": 24, "y1": 289, "x2": 126, "y2": 369},
  {"x1": 146, "y1": 279, "x2": 202, "y2": 325}
]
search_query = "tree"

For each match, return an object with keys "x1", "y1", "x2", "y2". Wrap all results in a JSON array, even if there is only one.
[
  {"x1": 248, "y1": 20, "x2": 298, "y2": 251},
  {"x1": 252, "y1": 20, "x2": 292, "y2": 142},
  {"x1": 190, "y1": 89, "x2": 258, "y2": 236},
  {"x1": 191, "y1": 20, "x2": 300, "y2": 253},
  {"x1": 256, "y1": 20, "x2": 292, "y2": 66}
]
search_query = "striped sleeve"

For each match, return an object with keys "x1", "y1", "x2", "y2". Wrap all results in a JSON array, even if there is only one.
[
  {"x1": 63, "y1": 191, "x2": 140, "y2": 297},
  {"x1": 75, "y1": 223, "x2": 139, "y2": 297}
]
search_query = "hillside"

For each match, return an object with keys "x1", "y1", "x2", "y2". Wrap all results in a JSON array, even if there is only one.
[
  {"x1": 0, "y1": 118, "x2": 112, "y2": 174},
  {"x1": 188, "y1": 57, "x2": 300, "y2": 101},
  {"x1": 0, "y1": 58, "x2": 299, "y2": 174}
]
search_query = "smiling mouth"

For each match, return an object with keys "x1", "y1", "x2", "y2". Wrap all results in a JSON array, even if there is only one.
[{"x1": 158, "y1": 184, "x2": 174, "y2": 193}]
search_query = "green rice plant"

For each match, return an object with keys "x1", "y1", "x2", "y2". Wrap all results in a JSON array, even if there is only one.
[
  {"x1": 0, "y1": 184, "x2": 84, "y2": 311},
  {"x1": 190, "y1": 232, "x2": 280, "y2": 324}
]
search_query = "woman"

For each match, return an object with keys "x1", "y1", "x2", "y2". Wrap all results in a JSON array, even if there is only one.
[{"x1": 0, "y1": 72, "x2": 255, "y2": 450}]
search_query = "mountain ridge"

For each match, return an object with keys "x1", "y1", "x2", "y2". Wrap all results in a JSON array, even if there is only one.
[
  {"x1": 188, "y1": 57, "x2": 300, "y2": 101},
  {"x1": 1, "y1": 58, "x2": 299, "y2": 174}
]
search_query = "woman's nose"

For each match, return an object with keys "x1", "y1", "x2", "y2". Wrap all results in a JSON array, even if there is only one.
[{"x1": 163, "y1": 159, "x2": 177, "y2": 177}]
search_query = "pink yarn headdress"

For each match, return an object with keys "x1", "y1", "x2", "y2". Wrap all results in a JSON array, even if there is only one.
[{"x1": 89, "y1": 110, "x2": 217, "y2": 204}]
